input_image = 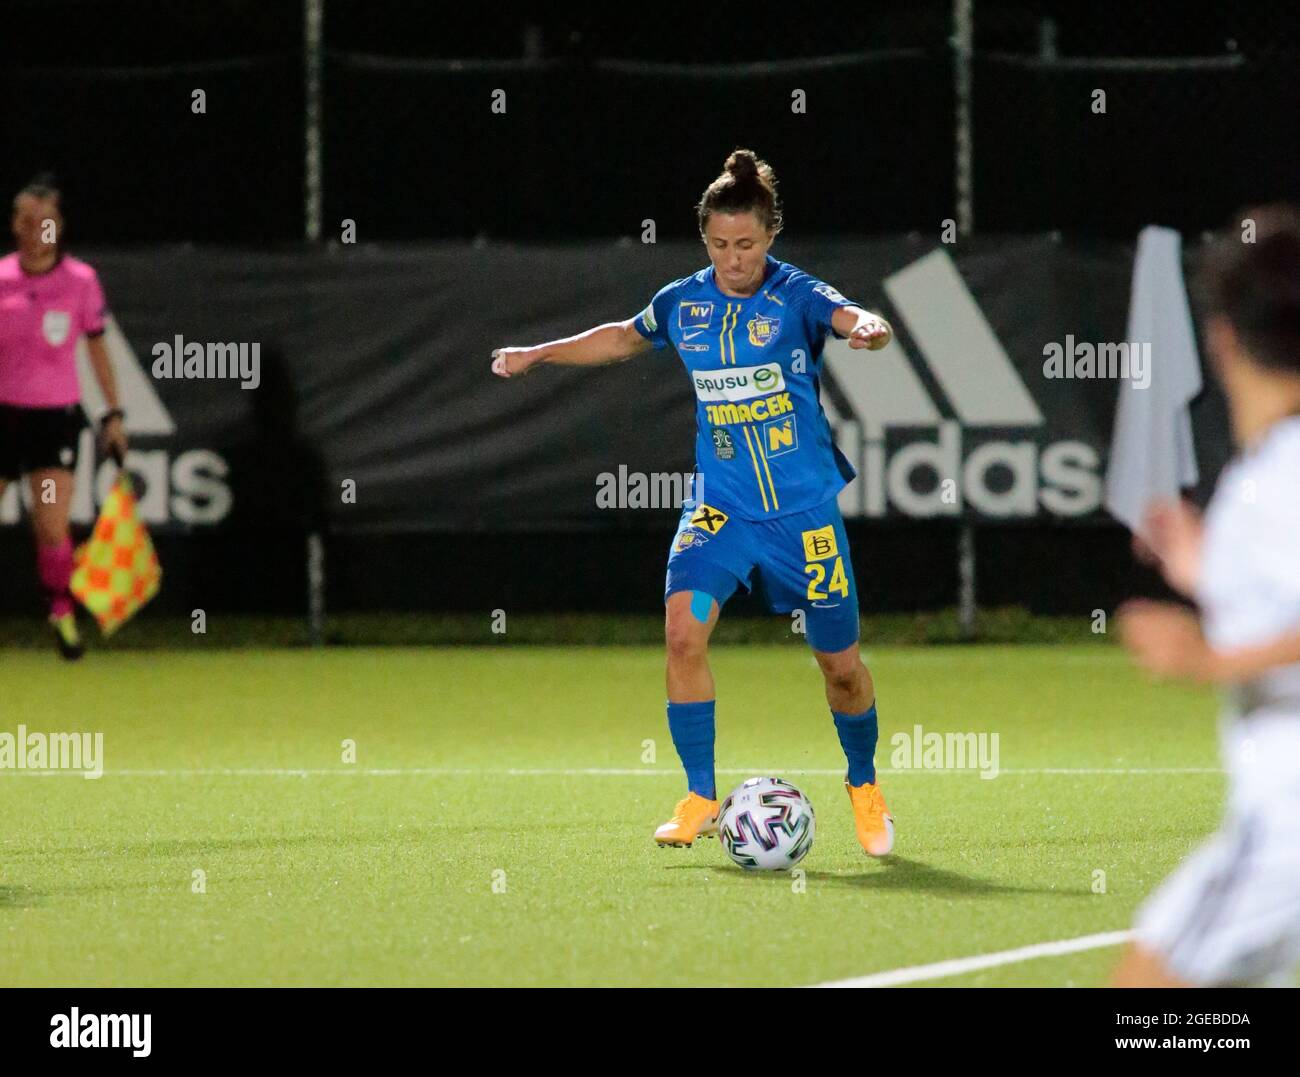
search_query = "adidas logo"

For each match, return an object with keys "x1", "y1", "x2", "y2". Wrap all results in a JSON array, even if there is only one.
[
  {"x1": 0, "y1": 316, "x2": 232, "y2": 527},
  {"x1": 821, "y1": 250, "x2": 1102, "y2": 519}
]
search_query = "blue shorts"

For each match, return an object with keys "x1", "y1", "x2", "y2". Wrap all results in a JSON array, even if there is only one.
[{"x1": 664, "y1": 496, "x2": 860, "y2": 653}]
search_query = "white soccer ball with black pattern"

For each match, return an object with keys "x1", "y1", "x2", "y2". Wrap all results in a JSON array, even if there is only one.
[{"x1": 718, "y1": 776, "x2": 815, "y2": 870}]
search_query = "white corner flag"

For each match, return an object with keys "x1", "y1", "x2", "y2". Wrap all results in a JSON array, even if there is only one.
[{"x1": 1103, "y1": 225, "x2": 1203, "y2": 533}]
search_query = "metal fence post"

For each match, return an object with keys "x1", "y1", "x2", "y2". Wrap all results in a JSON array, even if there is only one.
[{"x1": 954, "y1": 0, "x2": 977, "y2": 640}]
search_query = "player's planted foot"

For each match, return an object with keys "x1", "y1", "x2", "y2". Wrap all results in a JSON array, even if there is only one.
[
  {"x1": 654, "y1": 792, "x2": 719, "y2": 847},
  {"x1": 846, "y1": 778, "x2": 894, "y2": 856},
  {"x1": 49, "y1": 611, "x2": 84, "y2": 661}
]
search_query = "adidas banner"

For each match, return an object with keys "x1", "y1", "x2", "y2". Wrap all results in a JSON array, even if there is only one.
[{"x1": 0, "y1": 237, "x2": 1226, "y2": 532}]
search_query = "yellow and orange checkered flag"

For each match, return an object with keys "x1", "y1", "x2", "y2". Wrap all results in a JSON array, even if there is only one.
[{"x1": 70, "y1": 470, "x2": 162, "y2": 635}]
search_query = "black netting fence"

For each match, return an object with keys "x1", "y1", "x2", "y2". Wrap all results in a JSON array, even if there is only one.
[{"x1": 2, "y1": 1, "x2": 1294, "y2": 241}]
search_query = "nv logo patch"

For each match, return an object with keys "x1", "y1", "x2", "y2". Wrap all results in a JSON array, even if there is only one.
[
  {"x1": 801, "y1": 525, "x2": 838, "y2": 561},
  {"x1": 689, "y1": 503, "x2": 729, "y2": 534},
  {"x1": 678, "y1": 302, "x2": 714, "y2": 332}
]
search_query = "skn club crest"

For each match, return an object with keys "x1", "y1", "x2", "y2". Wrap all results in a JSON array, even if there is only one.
[
  {"x1": 674, "y1": 529, "x2": 711, "y2": 553},
  {"x1": 746, "y1": 314, "x2": 779, "y2": 347}
]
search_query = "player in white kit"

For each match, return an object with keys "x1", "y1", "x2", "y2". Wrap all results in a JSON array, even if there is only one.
[{"x1": 1115, "y1": 205, "x2": 1300, "y2": 987}]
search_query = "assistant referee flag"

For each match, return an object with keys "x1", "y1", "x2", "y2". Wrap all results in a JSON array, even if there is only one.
[{"x1": 70, "y1": 471, "x2": 162, "y2": 634}]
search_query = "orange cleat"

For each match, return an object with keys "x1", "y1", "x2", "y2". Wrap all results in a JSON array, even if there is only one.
[
  {"x1": 654, "y1": 792, "x2": 720, "y2": 847},
  {"x1": 846, "y1": 778, "x2": 895, "y2": 856}
]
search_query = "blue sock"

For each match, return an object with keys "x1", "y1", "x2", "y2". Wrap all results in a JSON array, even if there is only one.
[
  {"x1": 666, "y1": 700, "x2": 716, "y2": 799},
  {"x1": 833, "y1": 703, "x2": 879, "y2": 786}
]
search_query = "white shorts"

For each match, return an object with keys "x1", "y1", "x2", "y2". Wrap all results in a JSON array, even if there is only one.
[{"x1": 1134, "y1": 797, "x2": 1300, "y2": 985}]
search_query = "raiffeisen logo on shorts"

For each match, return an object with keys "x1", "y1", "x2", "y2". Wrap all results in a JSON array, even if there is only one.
[
  {"x1": 0, "y1": 315, "x2": 233, "y2": 527},
  {"x1": 823, "y1": 250, "x2": 1102, "y2": 519},
  {"x1": 692, "y1": 362, "x2": 785, "y2": 402}
]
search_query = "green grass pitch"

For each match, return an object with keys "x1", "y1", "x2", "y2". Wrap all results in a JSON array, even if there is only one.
[{"x1": 0, "y1": 644, "x2": 1224, "y2": 987}]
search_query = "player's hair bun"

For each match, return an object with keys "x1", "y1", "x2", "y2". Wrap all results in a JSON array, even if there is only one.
[
  {"x1": 725, "y1": 150, "x2": 760, "y2": 184},
  {"x1": 697, "y1": 148, "x2": 783, "y2": 235}
]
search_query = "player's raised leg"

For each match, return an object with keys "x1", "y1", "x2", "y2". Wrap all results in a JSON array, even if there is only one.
[
  {"x1": 29, "y1": 466, "x2": 82, "y2": 659},
  {"x1": 656, "y1": 588, "x2": 723, "y2": 847}
]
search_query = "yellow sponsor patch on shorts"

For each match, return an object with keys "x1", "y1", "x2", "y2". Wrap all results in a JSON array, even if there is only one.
[
  {"x1": 689, "y1": 504, "x2": 729, "y2": 534},
  {"x1": 801, "y1": 525, "x2": 838, "y2": 562}
]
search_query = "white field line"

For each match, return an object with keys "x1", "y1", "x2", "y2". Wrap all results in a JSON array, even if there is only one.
[
  {"x1": 810, "y1": 929, "x2": 1134, "y2": 988},
  {"x1": 0, "y1": 766, "x2": 1224, "y2": 778}
]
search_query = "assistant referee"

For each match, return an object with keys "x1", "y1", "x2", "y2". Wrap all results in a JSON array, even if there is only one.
[{"x1": 0, "y1": 175, "x2": 127, "y2": 658}]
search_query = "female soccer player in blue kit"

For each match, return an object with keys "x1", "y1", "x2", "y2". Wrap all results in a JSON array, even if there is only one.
[{"x1": 491, "y1": 150, "x2": 896, "y2": 856}]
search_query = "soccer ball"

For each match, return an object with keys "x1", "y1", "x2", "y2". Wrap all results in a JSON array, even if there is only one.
[{"x1": 718, "y1": 776, "x2": 815, "y2": 870}]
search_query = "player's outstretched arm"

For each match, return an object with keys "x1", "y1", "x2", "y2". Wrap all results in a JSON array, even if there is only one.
[
  {"x1": 1119, "y1": 598, "x2": 1300, "y2": 684},
  {"x1": 491, "y1": 318, "x2": 651, "y2": 378},
  {"x1": 831, "y1": 306, "x2": 892, "y2": 351},
  {"x1": 1132, "y1": 498, "x2": 1203, "y2": 598}
]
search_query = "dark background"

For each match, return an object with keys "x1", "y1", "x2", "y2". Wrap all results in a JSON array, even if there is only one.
[
  {"x1": 3, "y1": 1, "x2": 1296, "y2": 242},
  {"x1": 1, "y1": 1, "x2": 1296, "y2": 619}
]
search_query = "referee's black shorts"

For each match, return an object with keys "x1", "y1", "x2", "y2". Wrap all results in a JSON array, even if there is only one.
[{"x1": 0, "y1": 402, "x2": 86, "y2": 482}]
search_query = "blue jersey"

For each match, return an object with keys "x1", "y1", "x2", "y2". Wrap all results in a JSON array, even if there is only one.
[{"x1": 634, "y1": 254, "x2": 857, "y2": 520}]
